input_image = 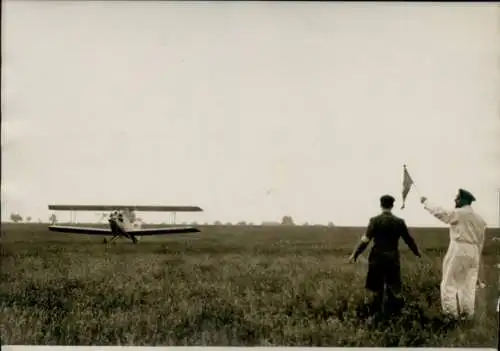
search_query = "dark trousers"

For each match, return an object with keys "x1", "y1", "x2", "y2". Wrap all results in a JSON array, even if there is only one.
[{"x1": 365, "y1": 250, "x2": 403, "y2": 316}]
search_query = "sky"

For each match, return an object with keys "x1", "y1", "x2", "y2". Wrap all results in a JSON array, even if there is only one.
[{"x1": 2, "y1": 1, "x2": 500, "y2": 226}]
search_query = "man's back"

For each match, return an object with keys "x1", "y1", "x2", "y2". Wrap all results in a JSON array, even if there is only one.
[
  {"x1": 452, "y1": 205, "x2": 487, "y2": 246},
  {"x1": 366, "y1": 212, "x2": 418, "y2": 255}
]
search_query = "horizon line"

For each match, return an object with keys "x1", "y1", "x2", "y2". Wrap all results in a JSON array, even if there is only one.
[{"x1": 2, "y1": 221, "x2": 499, "y2": 230}]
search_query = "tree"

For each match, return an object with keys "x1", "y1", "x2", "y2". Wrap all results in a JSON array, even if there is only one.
[
  {"x1": 26, "y1": 216, "x2": 32, "y2": 223},
  {"x1": 281, "y1": 215, "x2": 294, "y2": 226},
  {"x1": 328, "y1": 221, "x2": 335, "y2": 227},
  {"x1": 10, "y1": 213, "x2": 22, "y2": 223},
  {"x1": 214, "y1": 220, "x2": 222, "y2": 226}
]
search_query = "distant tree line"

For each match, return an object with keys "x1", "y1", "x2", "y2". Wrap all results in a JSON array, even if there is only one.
[
  {"x1": 200, "y1": 216, "x2": 336, "y2": 227},
  {"x1": 9, "y1": 213, "x2": 39, "y2": 223},
  {"x1": 7, "y1": 213, "x2": 335, "y2": 227},
  {"x1": 8, "y1": 213, "x2": 56, "y2": 224}
]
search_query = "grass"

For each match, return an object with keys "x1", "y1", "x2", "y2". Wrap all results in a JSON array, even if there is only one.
[{"x1": 1, "y1": 223, "x2": 498, "y2": 346}]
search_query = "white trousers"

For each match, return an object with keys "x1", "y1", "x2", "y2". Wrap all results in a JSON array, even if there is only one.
[{"x1": 440, "y1": 241, "x2": 480, "y2": 317}]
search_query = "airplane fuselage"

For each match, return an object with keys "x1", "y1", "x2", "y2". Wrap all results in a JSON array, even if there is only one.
[{"x1": 107, "y1": 209, "x2": 142, "y2": 244}]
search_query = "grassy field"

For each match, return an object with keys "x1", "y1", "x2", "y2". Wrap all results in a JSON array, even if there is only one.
[{"x1": 1, "y1": 223, "x2": 498, "y2": 346}]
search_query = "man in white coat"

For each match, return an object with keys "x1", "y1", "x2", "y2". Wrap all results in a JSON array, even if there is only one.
[{"x1": 420, "y1": 188, "x2": 487, "y2": 319}]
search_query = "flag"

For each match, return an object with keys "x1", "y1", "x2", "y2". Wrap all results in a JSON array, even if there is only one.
[{"x1": 401, "y1": 165, "x2": 414, "y2": 209}]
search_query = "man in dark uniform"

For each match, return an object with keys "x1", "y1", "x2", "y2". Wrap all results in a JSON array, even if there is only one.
[{"x1": 349, "y1": 194, "x2": 421, "y2": 317}]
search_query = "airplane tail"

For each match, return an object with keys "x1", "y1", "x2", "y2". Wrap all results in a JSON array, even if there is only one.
[{"x1": 133, "y1": 219, "x2": 144, "y2": 229}]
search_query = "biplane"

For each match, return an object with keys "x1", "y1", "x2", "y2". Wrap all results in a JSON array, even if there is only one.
[{"x1": 48, "y1": 204, "x2": 203, "y2": 244}]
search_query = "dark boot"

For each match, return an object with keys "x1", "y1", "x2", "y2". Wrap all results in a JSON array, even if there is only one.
[
  {"x1": 385, "y1": 288, "x2": 404, "y2": 317},
  {"x1": 368, "y1": 291, "x2": 384, "y2": 318}
]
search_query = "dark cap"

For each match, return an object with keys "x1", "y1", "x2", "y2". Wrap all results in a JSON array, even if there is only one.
[
  {"x1": 458, "y1": 188, "x2": 476, "y2": 203},
  {"x1": 380, "y1": 194, "x2": 395, "y2": 208}
]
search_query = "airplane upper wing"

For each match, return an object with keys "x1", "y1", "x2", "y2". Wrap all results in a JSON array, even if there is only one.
[
  {"x1": 48, "y1": 205, "x2": 203, "y2": 212},
  {"x1": 128, "y1": 226, "x2": 200, "y2": 236},
  {"x1": 48, "y1": 225, "x2": 112, "y2": 235}
]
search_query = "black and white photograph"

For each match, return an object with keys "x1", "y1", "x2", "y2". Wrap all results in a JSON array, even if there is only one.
[{"x1": 1, "y1": 1, "x2": 499, "y2": 347}]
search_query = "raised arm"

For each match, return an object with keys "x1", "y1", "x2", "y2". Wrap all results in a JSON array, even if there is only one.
[
  {"x1": 422, "y1": 198, "x2": 459, "y2": 225},
  {"x1": 399, "y1": 219, "x2": 421, "y2": 257}
]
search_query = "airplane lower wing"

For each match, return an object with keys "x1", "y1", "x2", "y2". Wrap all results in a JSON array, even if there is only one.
[
  {"x1": 48, "y1": 225, "x2": 112, "y2": 235},
  {"x1": 48, "y1": 225, "x2": 199, "y2": 236},
  {"x1": 129, "y1": 226, "x2": 200, "y2": 236}
]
